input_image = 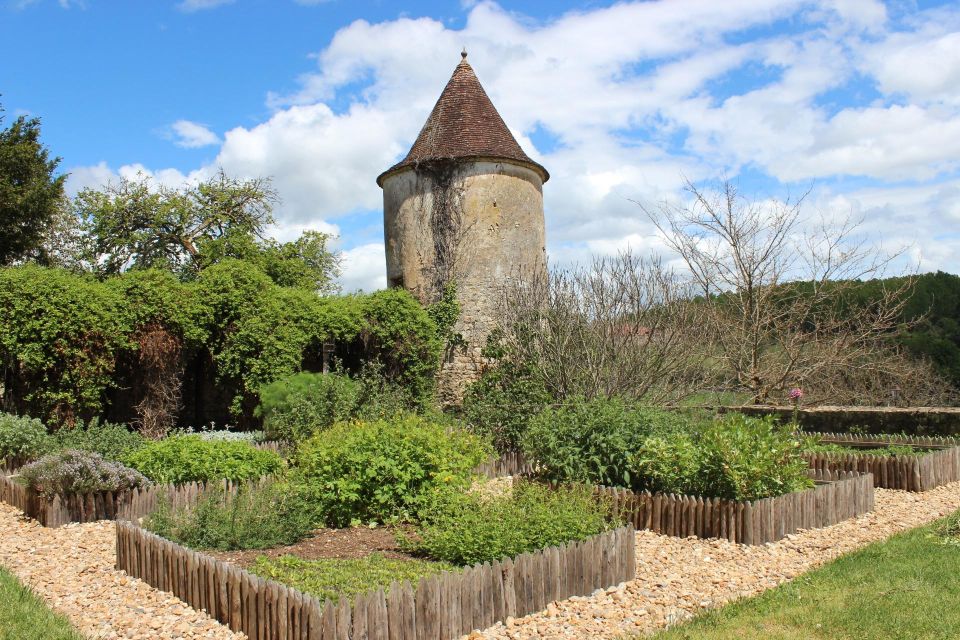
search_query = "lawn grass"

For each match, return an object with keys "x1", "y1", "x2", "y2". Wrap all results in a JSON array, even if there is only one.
[
  {"x1": 651, "y1": 511, "x2": 960, "y2": 640},
  {"x1": 0, "y1": 566, "x2": 82, "y2": 640},
  {"x1": 248, "y1": 553, "x2": 455, "y2": 604}
]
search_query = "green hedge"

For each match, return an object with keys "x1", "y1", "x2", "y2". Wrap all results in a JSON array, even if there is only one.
[{"x1": 0, "y1": 262, "x2": 442, "y2": 426}]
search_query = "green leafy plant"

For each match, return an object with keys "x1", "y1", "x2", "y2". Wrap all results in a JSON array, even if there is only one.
[
  {"x1": 50, "y1": 418, "x2": 146, "y2": 462},
  {"x1": 144, "y1": 480, "x2": 312, "y2": 551},
  {"x1": 0, "y1": 412, "x2": 50, "y2": 464},
  {"x1": 257, "y1": 372, "x2": 362, "y2": 442},
  {"x1": 692, "y1": 414, "x2": 813, "y2": 501},
  {"x1": 18, "y1": 449, "x2": 150, "y2": 497},
  {"x1": 525, "y1": 400, "x2": 811, "y2": 501},
  {"x1": 291, "y1": 415, "x2": 491, "y2": 527},
  {"x1": 522, "y1": 397, "x2": 692, "y2": 487},
  {"x1": 123, "y1": 435, "x2": 281, "y2": 483},
  {"x1": 250, "y1": 553, "x2": 454, "y2": 604},
  {"x1": 462, "y1": 338, "x2": 552, "y2": 453},
  {"x1": 402, "y1": 481, "x2": 611, "y2": 566}
]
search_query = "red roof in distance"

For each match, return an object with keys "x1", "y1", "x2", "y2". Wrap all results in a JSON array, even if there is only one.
[{"x1": 377, "y1": 52, "x2": 549, "y2": 186}]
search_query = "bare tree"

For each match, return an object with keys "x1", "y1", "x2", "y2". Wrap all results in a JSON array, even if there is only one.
[
  {"x1": 494, "y1": 251, "x2": 704, "y2": 403},
  {"x1": 641, "y1": 178, "x2": 931, "y2": 405}
]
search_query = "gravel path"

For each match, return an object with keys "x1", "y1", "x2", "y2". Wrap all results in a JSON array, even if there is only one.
[
  {"x1": 0, "y1": 503, "x2": 244, "y2": 640},
  {"x1": 471, "y1": 482, "x2": 960, "y2": 640},
  {"x1": 2, "y1": 483, "x2": 958, "y2": 640}
]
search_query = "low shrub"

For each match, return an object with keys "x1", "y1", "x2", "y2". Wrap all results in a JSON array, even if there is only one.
[
  {"x1": 18, "y1": 449, "x2": 150, "y2": 497},
  {"x1": 0, "y1": 412, "x2": 50, "y2": 464},
  {"x1": 257, "y1": 372, "x2": 361, "y2": 442},
  {"x1": 461, "y1": 357, "x2": 552, "y2": 453},
  {"x1": 250, "y1": 553, "x2": 453, "y2": 604},
  {"x1": 51, "y1": 419, "x2": 146, "y2": 462},
  {"x1": 688, "y1": 414, "x2": 813, "y2": 501},
  {"x1": 123, "y1": 435, "x2": 282, "y2": 483},
  {"x1": 403, "y1": 481, "x2": 611, "y2": 566},
  {"x1": 525, "y1": 401, "x2": 812, "y2": 501},
  {"x1": 143, "y1": 481, "x2": 312, "y2": 551},
  {"x1": 292, "y1": 415, "x2": 491, "y2": 527},
  {"x1": 522, "y1": 397, "x2": 693, "y2": 487}
]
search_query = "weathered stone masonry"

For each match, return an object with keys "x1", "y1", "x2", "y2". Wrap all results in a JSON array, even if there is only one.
[{"x1": 377, "y1": 53, "x2": 549, "y2": 401}]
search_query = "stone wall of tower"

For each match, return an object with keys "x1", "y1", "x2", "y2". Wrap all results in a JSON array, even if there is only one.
[{"x1": 381, "y1": 159, "x2": 546, "y2": 403}]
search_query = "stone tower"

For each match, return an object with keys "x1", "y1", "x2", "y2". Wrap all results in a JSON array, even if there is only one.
[{"x1": 377, "y1": 52, "x2": 548, "y2": 400}]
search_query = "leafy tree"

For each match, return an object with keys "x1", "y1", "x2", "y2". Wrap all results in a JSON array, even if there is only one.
[
  {"x1": 198, "y1": 227, "x2": 341, "y2": 293},
  {"x1": 74, "y1": 169, "x2": 341, "y2": 291},
  {"x1": 0, "y1": 104, "x2": 66, "y2": 264},
  {"x1": 75, "y1": 169, "x2": 276, "y2": 277}
]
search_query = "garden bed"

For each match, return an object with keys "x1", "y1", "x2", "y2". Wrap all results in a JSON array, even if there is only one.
[
  {"x1": 0, "y1": 472, "x2": 254, "y2": 528},
  {"x1": 115, "y1": 519, "x2": 635, "y2": 640},
  {"x1": 803, "y1": 433, "x2": 960, "y2": 491},
  {"x1": 597, "y1": 469, "x2": 874, "y2": 545}
]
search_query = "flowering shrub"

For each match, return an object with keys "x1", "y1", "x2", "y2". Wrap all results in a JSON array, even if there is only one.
[
  {"x1": 182, "y1": 426, "x2": 264, "y2": 444},
  {"x1": 18, "y1": 449, "x2": 151, "y2": 497},
  {"x1": 0, "y1": 412, "x2": 50, "y2": 464}
]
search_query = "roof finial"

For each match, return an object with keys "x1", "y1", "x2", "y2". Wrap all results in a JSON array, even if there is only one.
[{"x1": 461, "y1": 47, "x2": 468, "y2": 60}]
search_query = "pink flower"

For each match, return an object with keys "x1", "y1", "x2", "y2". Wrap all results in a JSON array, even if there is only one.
[{"x1": 789, "y1": 388, "x2": 803, "y2": 400}]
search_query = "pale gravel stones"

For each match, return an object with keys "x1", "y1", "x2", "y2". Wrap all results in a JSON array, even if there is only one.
[
  {"x1": 470, "y1": 482, "x2": 960, "y2": 640},
  {"x1": 3, "y1": 482, "x2": 959, "y2": 639},
  {"x1": 0, "y1": 504, "x2": 245, "y2": 640}
]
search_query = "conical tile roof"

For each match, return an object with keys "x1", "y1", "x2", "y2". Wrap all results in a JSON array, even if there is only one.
[{"x1": 377, "y1": 53, "x2": 548, "y2": 186}]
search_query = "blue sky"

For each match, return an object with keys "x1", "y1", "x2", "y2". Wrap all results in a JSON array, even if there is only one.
[{"x1": 3, "y1": 0, "x2": 960, "y2": 290}]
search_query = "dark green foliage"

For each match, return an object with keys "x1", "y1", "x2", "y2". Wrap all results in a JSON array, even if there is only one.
[
  {"x1": 462, "y1": 349, "x2": 552, "y2": 453},
  {"x1": 257, "y1": 372, "x2": 362, "y2": 442},
  {"x1": 291, "y1": 415, "x2": 491, "y2": 527},
  {"x1": 143, "y1": 481, "x2": 313, "y2": 551},
  {"x1": 0, "y1": 107, "x2": 66, "y2": 265},
  {"x1": 357, "y1": 288, "x2": 443, "y2": 409},
  {"x1": 0, "y1": 265, "x2": 128, "y2": 423},
  {"x1": 523, "y1": 397, "x2": 693, "y2": 488},
  {"x1": 250, "y1": 553, "x2": 453, "y2": 605},
  {"x1": 0, "y1": 263, "x2": 442, "y2": 427},
  {"x1": 403, "y1": 482, "x2": 611, "y2": 566},
  {"x1": 18, "y1": 449, "x2": 150, "y2": 497},
  {"x1": 525, "y1": 401, "x2": 812, "y2": 500},
  {"x1": 123, "y1": 435, "x2": 281, "y2": 483},
  {"x1": 50, "y1": 418, "x2": 146, "y2": 462},
  {"x1": 0, "y1": 412, "x2": 50, "y2": 464}
]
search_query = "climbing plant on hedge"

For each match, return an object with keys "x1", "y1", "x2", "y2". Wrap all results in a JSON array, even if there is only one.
[
  {"x1": 0, "y1": 261, "x2": 443, "y2": 428},
  {"x1": 357, "y1": 288, "x2": 442, "y2": 409},
  {"x1": 0, "y1": 265, "x2": 128, "y2": 423}
]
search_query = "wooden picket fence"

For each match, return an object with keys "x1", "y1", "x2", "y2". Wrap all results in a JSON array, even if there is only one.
[
  {"x1": 116, "y1": 521, "x2": 635, "y2": 640},
  {"x1": 804, "y1": 433, "x2": 960, "y2": 491},
  {"x1": 473, "y1": 451, "x2": 534, "y2": 479},
  {"x1": 0, "y1": 475, "x2": 257, "y2": 528},
  {"x1": 596, "y1": 469, "x2": 873, "y2": 545}
]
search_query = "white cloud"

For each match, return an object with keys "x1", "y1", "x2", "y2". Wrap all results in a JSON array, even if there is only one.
[
  {"x1": 338, "y1": 243, "x2": 387, "y2": 292},
  {"x1": 176, "y1": 0, "x2": 234, "y2": 12},
  {"x1": 169, "y1": 120, "x2": 220, "y2": 148},
  {"x1": 66, "y1": 0, "x2": 960, "y2": 287}
]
